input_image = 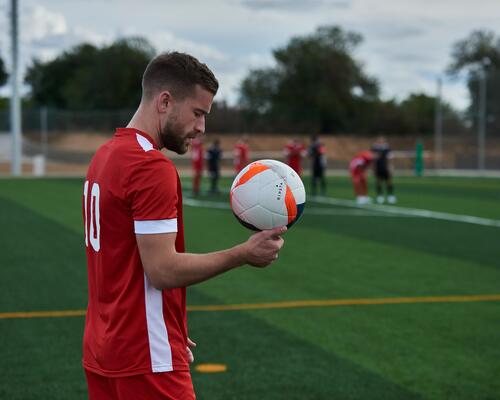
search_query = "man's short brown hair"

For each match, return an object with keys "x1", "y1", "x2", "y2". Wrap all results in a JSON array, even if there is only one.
[{"x1": 142, "y1": 52, "x2": 219, "y2": 101}]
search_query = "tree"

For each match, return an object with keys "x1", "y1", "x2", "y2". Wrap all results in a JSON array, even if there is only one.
[
  {"x1": 448, "y1": 30, "x2": 500, "y2": 134},
  {"x1": 26, "y1": 43, "x2": 99, "y2": 108},
  {"x1": 0, "y1": 55, "x2": 7, "y2": 87},
  {"x1": 400, "y1": 93, "x2": 438, "y2": 135},
  {"x1": 25, "y1": 37, "x2": 156, "y2": 109},
  {"x1": 239, "y1": 26, "x2": 379, "y2": 134}
]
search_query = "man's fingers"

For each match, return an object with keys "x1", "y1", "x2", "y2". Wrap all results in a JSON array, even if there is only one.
[
  {"x1": 186, "y1": 337, "x2": 196, "y2": 363},
  {"x1": 268, "y1": 226, "x2": 287, "y2": 240},
  {"x1": 186, "y1": 346, "x2": 194, "y2": 363}
]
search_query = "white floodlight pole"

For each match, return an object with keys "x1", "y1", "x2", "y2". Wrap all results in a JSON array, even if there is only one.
[
  {"x1": 10, "y1": 0, "x2": 22, "y2": 176},
  {"x1": 434, "y1": 76, "x2": 443, "y2": 170},
  {"x1": 41, "y1": 107, "x2": 48, "y2": 156},
  {"x1": 478, "y1": 70, "x2": 486, "y2": 171}
]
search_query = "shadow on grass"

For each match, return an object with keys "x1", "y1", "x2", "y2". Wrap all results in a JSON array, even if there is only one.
[
  {"x1": 188, "y1": 289, "x2": 423, "y2": 400},
  {"x1": 0, "y1": 196, "x2": 88, "y2": 312},
  {"x1": 301, "y1": 211, "x2": 500, "y2": 270}
]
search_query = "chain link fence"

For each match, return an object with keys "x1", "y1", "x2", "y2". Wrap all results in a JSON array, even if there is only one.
[
  {"x1": 1, "y1": 81, "x2": 500, "y2": 176},
  {"x1": 437, "y1": 67, "x2": 500, "y2": 172}
]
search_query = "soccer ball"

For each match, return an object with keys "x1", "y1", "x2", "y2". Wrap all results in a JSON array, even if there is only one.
[{"x1": 230, "y1": 159, "x2": 306, "y2": 231}]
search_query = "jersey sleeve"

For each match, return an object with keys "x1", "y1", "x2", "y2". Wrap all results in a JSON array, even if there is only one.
[{"x1": 127, "y1": 155, "x2": 178, "y2": 235}]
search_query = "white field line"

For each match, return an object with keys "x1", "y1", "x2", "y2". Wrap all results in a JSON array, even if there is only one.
[
  {"x1": 184, "y1": 192, "x2": 500, "y2": 227},
  {"x1": 312, "y1": 196, "x2": 500, "y2": 228},
  {"x1": 304, "y1": 208, "x2": 410, "y2": 217},
  {"x1": 184, "y1": 198, "x2": 412, "y2": 218},
  {"x1": 183, "y1": 198, "x2": 231, "y2": 210}
]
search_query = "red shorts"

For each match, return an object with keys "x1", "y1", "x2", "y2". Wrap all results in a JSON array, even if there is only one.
[
  {"x1": 350, "y1": 169, "x2": 366, "y2": 184},
  {"x1": 192, "y1": 164, "x2": 203, "y2": 173},
  {"x1": 85, "y1": 369, "x2": 195, "y2": 400}
]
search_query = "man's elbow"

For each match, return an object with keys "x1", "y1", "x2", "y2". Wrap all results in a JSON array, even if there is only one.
[{"x1": 143, "y1": 264, "x2": 180, "y2": 290}]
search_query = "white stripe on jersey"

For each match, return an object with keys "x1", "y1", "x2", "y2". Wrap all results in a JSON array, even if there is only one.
[
  {"x1": 136, "y1": 133, "x2": 154, "y2": 152},
  {"x1": 144, "y1": 273, "x2": 173, "y2": 372},
  {"x1": 350, "y1": 158, "x2": 364, "y2": 169},
  {"x1": 134, "y1": 219, "x2": 177, "y2": 234}
]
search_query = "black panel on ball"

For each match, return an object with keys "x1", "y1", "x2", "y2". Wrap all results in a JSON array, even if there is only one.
[
  {"x1": 287, "y1": 202, "x2": 305, "y2": 229},
  {"x1": 234, "y1": 213, "x2": 260, "y2": 231}
]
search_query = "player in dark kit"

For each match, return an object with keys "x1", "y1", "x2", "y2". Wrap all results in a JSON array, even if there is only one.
[
  {"x1": 308, "y1": 135, "x2": 327, "y2": 196},
  {"x1": 206, "y1": 138, "x2": 222, "y2": 193},
  {"x1": 371, "y1": 136, "x2": 396, "y2": 204}
]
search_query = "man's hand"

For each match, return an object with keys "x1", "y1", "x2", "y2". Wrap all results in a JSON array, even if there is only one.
[
  {"x1": 137, "y1": 225, "x2": 287, "y2": 290},
  {"x1": 186, "y1": 337, "x2": 196, "y2": 363},
  {"x1": 243, "y1": 226, "x2": 287, "y2": 267}
]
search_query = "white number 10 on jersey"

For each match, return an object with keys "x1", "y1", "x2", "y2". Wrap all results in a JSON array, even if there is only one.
[{"x1": 84, "y1": 181, "x2": 100, "y2": 252}]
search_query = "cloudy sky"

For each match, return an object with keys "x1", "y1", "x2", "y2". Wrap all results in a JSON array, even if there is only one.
[{"x1": 1, "y1": 0, "x2": 500, "y2": 110}]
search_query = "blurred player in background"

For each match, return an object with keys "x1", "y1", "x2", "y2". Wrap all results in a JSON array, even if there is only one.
[
  {"x1": 234, "y1": 135, "x2": 249, "y2": 174},
  {"x1": 308, "y1": 135, "x2": 327, "y2": 196},
  {"x1": 206, "y1": 138, "x2": 222, "y2": 193},
  {"x1": 371, "y1": 136, "x2": 396, "y2": 204},
  {"x1": 191, "y1": 136, "x2": 204, "y2": 196},
  {"x1": 350, "y1": 150, "x2": 373, "y2": 204},
  {"x1": 82, "y1": 52, "x2": 286, "y2": 400},
  {"x1": 284, "y1": 137, "x2": 306, "y2": 176}
]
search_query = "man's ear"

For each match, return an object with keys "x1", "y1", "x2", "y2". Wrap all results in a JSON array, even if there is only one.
[{"x1": 157, "y1": 91, "x2": 173, "y2": 113}]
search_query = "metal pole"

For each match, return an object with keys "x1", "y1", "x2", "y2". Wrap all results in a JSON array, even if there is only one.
[
  {"x1": 434, "y1": 77, "x2": 442, "y2": 170},
  {"x1": 41, "y1": 107, "x2": 48, "y2": 157},
  {"x1": 478, "y1": 69, "x2": 486, "y2": 171},
  {"x1": 10, "y1": 0, "x2": 22, "y2": 176}
]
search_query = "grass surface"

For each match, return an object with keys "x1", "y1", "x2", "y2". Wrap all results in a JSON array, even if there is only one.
[{"x1": 0, "y1": 175, "x2": 499, "y2": 399}]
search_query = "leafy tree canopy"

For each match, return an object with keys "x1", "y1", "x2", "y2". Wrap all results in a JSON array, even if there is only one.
[
  {"x1": 239, "y1": 25, "x2": 379, "y2": 133},
  {"x1": 448, "y1": 30, "x2": 500, "y2": 74},
  {"x1": 0, "y1": 55, "x2": 8, "y2": 87},
  {"x1": 25, "y1": 37, "x2": 155, "y2": 110}
]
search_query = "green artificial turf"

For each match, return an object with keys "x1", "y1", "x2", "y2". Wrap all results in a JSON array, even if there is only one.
[{"x1": 0, "y1": 175, "x2": 499, "y2": 399}]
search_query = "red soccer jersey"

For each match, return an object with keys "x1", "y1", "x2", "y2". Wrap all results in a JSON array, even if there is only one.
[
  {"x1": 191, "y1": 138, "x2": 204, "y2": 172},
  {"x1": 284, "y1": 142, "x2": 306, "y2": 175},
  {"x1": 233, "y1": 142, "x2": 249, "y2": 173},
  {"x1": 82, "y1": 128, "x2": 188, "y2": 377},
  {"x1": 350, "y1": 151, "x2": 372, "y2": 175}
]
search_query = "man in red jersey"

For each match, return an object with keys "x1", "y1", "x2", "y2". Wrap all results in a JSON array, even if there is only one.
[
  {"x1": 233, "y1": 135, "x2": 249, "y2": 174},
  {"x1": 283, "y1": 137, "x2": 306, "y2": 176},
  {"x1": 191, "y1": 136, "x2": 204, "y2": 196},
  {"x1": 82, "y1": 52, "x2": 286, "y2": 400},
  {"x1": 349, "y1": 150, "x2": 373, "y2": 204}
]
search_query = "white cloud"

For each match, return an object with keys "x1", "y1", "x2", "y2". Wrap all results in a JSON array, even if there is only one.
[
  {"x1": 148, "y1": 31, "x2": 228, "y2": 64},
  {"x1": 22, "y1": 5, "x2": 68, "y2": 41},
  {"x1": 23, "y1": 6, "x2": 108, "y2": 56},
  {"x1": 213, "y1": 52, "x2": 277, "y2": 103},
  {"x1": 235, "y1": 0, "x2": 350, "y2": 12},
  {"x1": 2, "y1": 0, "x2": 500, "y2": 111}
]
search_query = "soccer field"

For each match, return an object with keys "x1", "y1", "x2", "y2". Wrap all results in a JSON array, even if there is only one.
[{"x1": 0, "y1": 176, "x2": 499, "y2": 399}]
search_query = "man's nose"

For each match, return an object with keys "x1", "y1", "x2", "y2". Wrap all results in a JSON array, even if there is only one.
[{"x1": 194, "y1": 116, "x2": 205, "y2": 134}]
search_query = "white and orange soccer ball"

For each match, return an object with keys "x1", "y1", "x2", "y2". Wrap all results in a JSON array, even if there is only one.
[{"x1": 230, "y1": 159, "x2": 306, "y2": 231}]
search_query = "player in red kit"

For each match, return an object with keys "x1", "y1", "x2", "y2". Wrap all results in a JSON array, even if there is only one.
[
  {"x1": 349, "y1": 150, "x2": 373, "y2": 204},
  {"x1": 284, "y1": 138, "x2": 306, "y2": 176},
  {"x1": 82, "y1": 52, "x2": 286, "y2": 400},
  {"x1": 233, "y1": 135, "x2": 249, "y2": 174},
  {"x1": 191, "y1": 137, "x2": 204, "y2": 196}
]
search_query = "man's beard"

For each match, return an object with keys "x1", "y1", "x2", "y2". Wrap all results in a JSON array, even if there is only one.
[{"x1": 159, "y1": 114, "x2": 190, "y2": 154}]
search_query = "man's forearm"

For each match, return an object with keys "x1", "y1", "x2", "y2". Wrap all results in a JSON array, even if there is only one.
[{"x1": 149, "y1": 245, "x2": 247, "y2": 289}]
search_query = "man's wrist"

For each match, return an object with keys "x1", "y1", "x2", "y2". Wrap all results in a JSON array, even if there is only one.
[{"x1": 230, "y1": 243, "x2": 248, "y2": 267}]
